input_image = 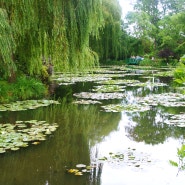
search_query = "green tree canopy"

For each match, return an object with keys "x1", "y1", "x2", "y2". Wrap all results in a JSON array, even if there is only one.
[{"x1": 0, "y1": 0, "x2": 123, "y2": 79}]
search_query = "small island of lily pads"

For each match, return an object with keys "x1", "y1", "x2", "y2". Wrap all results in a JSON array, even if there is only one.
[
  {"x1": 0, "y1": 120, "x2": 59, "y2": 154},
  {"x1": 0, "y1": 99, "x2": 60, "y2": 112}
]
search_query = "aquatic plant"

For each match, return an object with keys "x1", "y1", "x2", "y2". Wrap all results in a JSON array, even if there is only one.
[
  {"x1": 73, "y1": 99, "x2": 102, "y2": 105},
  {"x1": 169, "y1": 144, "x2": 185, "y2": 175},
  {"x1": 66, "y1": 148, "x2": 152, "y2": 177},
  {"x1": 92, "y1": 85, "x2": 125, "y2": 93},
  {"x1": 73, "y1": 92, "x2": 126, "y2": 100},
  {"x1": 96, "y1": 79, "x2": 140, "y2": 85},
  {"x1": 164, "y1": 113, "x2": 185, "y2": 127},
  {"x1": 0, "y1": 120, "x2": 59, "y2": 154},
  {"x1": 0, "y1": 99, "x2": 60, "y2": 112},
  {"x1": 101, "y1": 104, "x2": 150, "y2": 112}
]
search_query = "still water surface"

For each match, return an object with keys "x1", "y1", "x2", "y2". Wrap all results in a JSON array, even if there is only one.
[{"x1": 0, "y1": 66, "x2": 185, "y2": 185}]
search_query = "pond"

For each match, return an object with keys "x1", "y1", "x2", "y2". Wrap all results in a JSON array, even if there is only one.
[{"x1": 0, "y1": 65, "x2": 185, "y2": 185}]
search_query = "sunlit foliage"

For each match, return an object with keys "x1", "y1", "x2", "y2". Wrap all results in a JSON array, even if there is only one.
[{"x1": 0, "y1": 0, "x2": 123, "y2": 79}]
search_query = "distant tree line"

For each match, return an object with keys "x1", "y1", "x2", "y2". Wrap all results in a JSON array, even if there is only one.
[{"x1": 125, "y1": 0, "x2": 185, "y2": 62}]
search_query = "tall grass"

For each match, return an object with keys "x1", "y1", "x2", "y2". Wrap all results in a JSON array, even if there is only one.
[{"x1": 0, "y1": 76, "x2": 47, "y2": 103}]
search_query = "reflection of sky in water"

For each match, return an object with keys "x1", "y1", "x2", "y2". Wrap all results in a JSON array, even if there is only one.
[{"x1": 91, "y1": 113, "x2": 185, "y2": 185}]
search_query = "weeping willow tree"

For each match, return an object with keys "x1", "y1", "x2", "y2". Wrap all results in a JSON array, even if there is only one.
[
  {"x1": 0, "y1": 0, "x2": 106, "y2": 80},
  {"x1": 90, "y1": 0, "x2": 123, "y2": 63},
  {"x1": 0, "y1": 7, "x2": 16, "y2": 78}
]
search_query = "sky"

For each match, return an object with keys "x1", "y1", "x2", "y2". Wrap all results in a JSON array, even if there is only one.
[{"x1": 118, "y1": 0, "x2": 135, "y2": 19}]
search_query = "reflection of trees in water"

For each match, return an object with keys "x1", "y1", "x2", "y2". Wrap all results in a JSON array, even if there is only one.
[
  {"x1": 89, "y1": 163, "x2": 103, "y2": 185},
  {"x1": 126, "y1": 106, "x2": 185, "y2": 145},
  {"x1": 87, "y1": 145, "x2": 103, "y2": 185},
  {"x1": 125, "y1": 108, "x2": 174, "y2": 144},
  {"x1": 0, "y1": 100, "x2": 120, "y2": 185}
]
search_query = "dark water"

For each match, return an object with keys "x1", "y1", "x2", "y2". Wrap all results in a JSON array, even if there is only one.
[{"x1": 0, "y1": 66, "x2": 185, "y2": 185}]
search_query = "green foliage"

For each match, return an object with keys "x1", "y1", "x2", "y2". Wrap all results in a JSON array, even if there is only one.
[
  {"x1": 0, "y1": 77, "x2": 47, "y2": 103},
  {"x1": 0, "y1": 81, "x2": 14, "y2": 103},
  {"x1": 125, "y1": 0, "x2": 185, "y2": 61},
  {"x1": 170, "y1": 144, "x2": 185, "y2": 174},
  {"x1": 0, "y1": 8, "x2": 16, "y2": 78},
  {"x1": 180, "y1": 55, "x2": 185, "y2": 63},
  {"x1": 0, "y1": 0, "x2": 110, "y2": 77},
  {"x1": 90, "y1": 0, "x2": 122, "y2": 63},
  {"x1": 169, "y1": 160, "x2": 178, "y2": 167},
  {"x1": 139, "y1": 58, "x2": 163, "y2": 67},
  {"x1": 139, "y1": 58, "x2": 152, "y2": 66},
  {"x1": 158, "y1": 13, "x2": 185, "y2": 58},
  {"x1": 14, "y1": 76, "x2": 47, "y2": 100},
  {"x1": 173, "y1": 62, "x2": 185, "y2": 84}
]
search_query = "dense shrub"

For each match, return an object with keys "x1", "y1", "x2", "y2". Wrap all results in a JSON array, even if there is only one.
[
  {"x1": 0, "y1": 76, "x2": 47, "y2": 103},
  {"x1": 173, "y1": 62, "x2": 185, "y2": 85}
]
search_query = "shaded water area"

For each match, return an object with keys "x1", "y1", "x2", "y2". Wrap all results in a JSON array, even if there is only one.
[{"x1": 0, "y1": 65, "x2": 185, "y2": 185}]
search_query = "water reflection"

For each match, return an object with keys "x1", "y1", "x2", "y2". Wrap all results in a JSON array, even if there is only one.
[
  {"x1": 0, "y1": 66, "x2": 185, "y2": 185},
  {"x1": 0, "y1": 101, "x2": 121, "y2": 185},
  {"x1": 126, "y1": 109, "x2": 171, "y2": 144}
]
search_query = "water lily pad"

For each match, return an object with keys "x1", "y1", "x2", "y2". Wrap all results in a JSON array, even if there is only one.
[
  {"x1": 75, "y1": 172, "x2": 83, "y2": 176},
  {"x1": 0, "y1": 100, "x2": 60, "y2": 112},
  {"x1": 73, "y1": 92, "x2": 126, "y2": 100},
  {"x1": 96, "y1": 79, "x2": 140, "y2": 85},
  {"x1": 67, "y1": 169, "x2": 79, "y2": 173},
  {"x1": 11, "y1": 147, "x2": 20, "y2": 151},
  {"x1": 76, "y1": 164, "x2": 86, "y2": 168},
  {"x1": 164, "y1": 113, "x2": 185, "y2": 127},
  {"x1": 137, "y1": 92, "x2": 185, "y2": 107},
  {"x1": 92, "y1": 85, "x2": 125, "y2": 93},
  {"x1": 101, "y1": 104, "x2": 150, "y2": 112},
  {"x1": 0, "y1": 120, "x2": 59, "y2": 154},
  {"x1": 73, "y1": 99, "x2": 102, "y2": 105},
  {"x1": 0, "y1": 148, "x2": 6, "y2": 153}
]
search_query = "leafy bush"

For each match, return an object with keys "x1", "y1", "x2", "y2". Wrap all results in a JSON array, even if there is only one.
[
  {"x1": 140, "y1": 58, "x2": 163, "y2": 67},
  {"x1": 14, "y1": 76, "x2": 47, "y2": 100},
  {"x1": 180, "y1": 55, "x2": 185, "y2": 63},
  {"x1": 173, "y1": 62, "x2": 185, "y2": 84},
  {"x1": 158, "y1": 48, "x2": 174, "y2": 62},
  {"x1": 0, "y1": 76, "x2": 47, "y2": 103},
  {"x1": 139, "y1": 58, "x2": 152, "y2": 66},
  {"x1": 0, "y1": 81, "x2": 14, "y2": 103}
]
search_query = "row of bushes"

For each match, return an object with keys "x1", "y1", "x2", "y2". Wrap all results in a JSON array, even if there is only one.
[{"x1": 0, "y1": 76, "x2": 47, "y2": 103}]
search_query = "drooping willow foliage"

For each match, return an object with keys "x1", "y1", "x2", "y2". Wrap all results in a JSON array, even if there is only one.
[
  {"x1": 90, "y1": 0, "x2": 123, "y2": 62},
  {"x1": 0, "y1": 0, "x2": 122, "y2": 79},
  {"x1": 0, "y1": 7, "x2": 16, "y2": 77}
]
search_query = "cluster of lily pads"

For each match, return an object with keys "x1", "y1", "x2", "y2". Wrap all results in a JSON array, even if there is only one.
[
  {"x1": 98, "y1": 149, "x2": 151, "y2": 169},
  {"x1": 66, "y1": 149, "x2": 152, "y2": 176},
  {"x1": 66, "y1": 163, "x2": 96, "y2": 176},
  {"x1": 0, "y1": 99, "x2": 60, "y2": 112},
  {"x1": 129, "y1": 82, "x2": 167, "y2": 87},
  {"x1": 0, "y1": 120, "x2": 59, "y2": 153},
  {"x1": 154, "y1": 70, "x2": 174, "y2": 77},
  {"x1": 92, "y1": 85, "x2": 125, "y2": 93},
  {"x1": 52, "y1": 73, "x2": 112, "y2": 85},
  {"x1": 99, "y1": 92, "x2": 185, "y2": 112},
  {"x1": 96, "y1": 79, "x2": 140, "y2": 85},
  {"x1": 101, "y1": 104, "x2": 150, "y2": 113},
  {"x1": 73, "y1": 92, "x2": 126, "y2": 100},
  {"x1": 99, "y1": 152, "x2": 124, "y2": 162},
  {"x1": 137, "y1": 92, "x2": 185, "y2": 107},
  {"x1": 73, "y1": 99, "x2": 102, "y2": 105},
  {"x1": 164, "y1": 113, "x2": 185, "y2": 127}
]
